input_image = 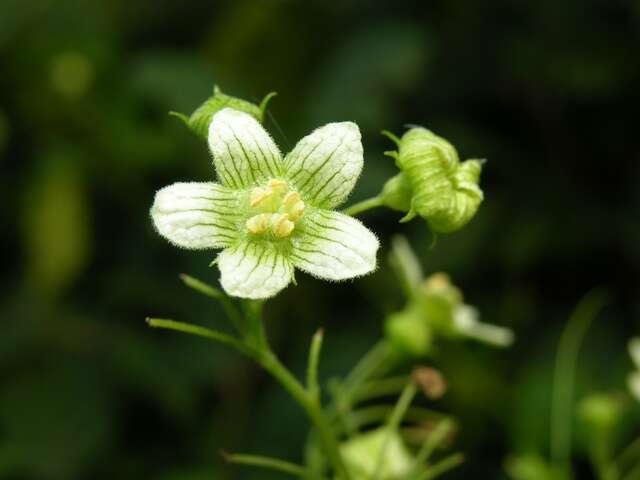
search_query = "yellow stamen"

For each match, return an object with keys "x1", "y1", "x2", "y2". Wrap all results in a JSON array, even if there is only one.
[
  {"x1": 282, "y1": 191, "x2": 305, "y2": 221},
  {"x1": 250, "y1": 187, "x2": 274, "y2": 208},
  {"x1": 271, "y1": 213, "x2": 295, "y2": 238},
  {"x1": 246, "y1": 214, "x2": 270, "y2": 235},
  {"x1": 267, "y1": 178, "x2": 288, "y2": 194}
]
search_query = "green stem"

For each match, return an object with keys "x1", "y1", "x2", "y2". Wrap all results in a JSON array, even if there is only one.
[
  {"x1": 258, "y1": 351, "x2": 351, "y2": 480},
  {"x1": 307, "y1": 329, "x2": 324, "y2": 402},
  {"x1": 417, "y1": 453, "x2": 465, "y2": 480},
  {"x1": 342, "y1": 196, "x2": 384, "y2": 216},
  {"x1": 347, "y1": 405, "x2": 449, "y2": 432},
  {"x1": 550, "y1": 289, "x2": 608, "y2": 474},
  {"x1": 342, "y1": 341, "x2": 395, "y2": 393},
  {"x1": 413, "y1": 419, "x2": 454, "y2": 467},
  {"x1": 371, "y1": 382, "x2": 417, "y2": 480},
  {"x1": 330, "y1": 341, "x2": 395, "y2": 436},
  {"x1": 179, "y1": 274, "x2": 245, "y2": 332},
  {"x1": 145, "y1": 318, "x2": 252, "y2": 355},
  {"x1": 616, "y1": 436, "x2": 640, "y2": 474},
  {"x1": 351, "y1": 375, "x2": 410, "y2": 403},
  {"x1": 147, "y1": 316, "x2": 350, "y2": 479},
  {"x1": 223, "y1": 451, "x2": 309, "y2": 477}
]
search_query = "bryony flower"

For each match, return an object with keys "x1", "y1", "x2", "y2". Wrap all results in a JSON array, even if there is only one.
[{"x1": 151, "y1": 108, "x2": 379, "y2": 299}]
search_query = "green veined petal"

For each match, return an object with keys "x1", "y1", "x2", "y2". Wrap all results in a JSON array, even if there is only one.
[
  {"x1": 218, "y1": 241, "x2": 293, "y2": 299},
  {"x1": 151, "y1": 182, "x2": 241, "y2": 249},
  {"x1": 291, "y1": 209, "x2": 378, "y2": 280},
  {"x1": 208, "y1": 108, "x2": 283, "y2": 189},
  {"x1": 283, "y1": 122, "x2": 363, "y2": 209}
]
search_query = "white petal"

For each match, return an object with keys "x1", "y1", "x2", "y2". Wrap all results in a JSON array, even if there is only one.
[
  {"x1": 208, "y1": 108, "x2": 282, "y2": 188},
  {"x1": 291, "y1": 210, "x2": 378, "y2": 280},
  {"x1": 283, "y1": 122, "x2": 363, "y2": 209},
  {"x1": 218, "y1": 241, "x2": 293, "y2": 299},
  {"x1": 629, "y1": 338, "x2": 640, "y2": 368},
  {"x1": 151, "y1": 182, "x2": 240, "y2": 249},
  {"x1": 454, "y1": 305, "x2": 514, "y2": 347}
]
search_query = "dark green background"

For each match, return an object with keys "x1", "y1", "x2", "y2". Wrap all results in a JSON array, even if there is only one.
[{"x1": 1, "y1": 0, "x2": 639, "y2": 478}]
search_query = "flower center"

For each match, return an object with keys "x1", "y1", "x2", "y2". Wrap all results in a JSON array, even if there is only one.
[{"x1": 245, "y1": 179, "x2": 305, "y2": 239}]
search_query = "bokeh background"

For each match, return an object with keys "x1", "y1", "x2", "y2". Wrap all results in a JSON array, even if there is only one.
[{"x1": 1, "y1": 1, "x2": 639, "y2": 479}]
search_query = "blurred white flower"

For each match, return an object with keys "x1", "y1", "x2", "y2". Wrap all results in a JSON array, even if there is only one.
[{"x1": 627, "y1": 338, "x2": 640, "y2": 401}]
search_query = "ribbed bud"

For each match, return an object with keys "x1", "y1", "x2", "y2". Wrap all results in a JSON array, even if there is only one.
[
  {"x1": 382, "y1": 127, "x2": 484, "y2": 234},
  {"x1": 170, "y1": 85, "x2": 276, "y2": 139}
]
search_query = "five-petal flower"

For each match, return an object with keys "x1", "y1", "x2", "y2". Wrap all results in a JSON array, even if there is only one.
[{"x1": 151, "y1": 108, "x2": 379, "y2": 299}]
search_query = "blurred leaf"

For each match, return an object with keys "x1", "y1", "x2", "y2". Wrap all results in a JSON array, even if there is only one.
[
  {"x1": 129, "y1": 50, "x2": 216, "y2": 113},
  {"x1": 0, "y1": 109, "x2": 8, "y2": 155},
  {"x1": 0, "y1": 0, "x2": 50, "y2": 49},
  {"x1": 0, "y1": 365, "x2": 115, "y2": 479},
  {"x1": 22, "y1": 151, "x2": 91, "y2": 297},
  {"x1": 308, "y1": 21, "x2": 431, "y2": 130}
]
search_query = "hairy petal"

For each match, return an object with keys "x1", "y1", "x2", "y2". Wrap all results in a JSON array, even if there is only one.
[
  {"x1": 151, "y1": 182, "x2": 241, "y2": 249},
  {"x1": 208, "y1": 108, "x2": 282, "y2": 189},
  {"x1": 284, "y1": 122, "x2": 363, "y2": 209},
  {"x1": 291, "y1": 210, "x2": 378, "y2": 280},
  {"x1": 218, "y1": 241, "x2": 293, "y2": 299}
]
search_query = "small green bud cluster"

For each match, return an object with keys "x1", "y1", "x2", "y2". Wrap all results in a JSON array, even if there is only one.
[
  {"x1": 386, "y1": 273, "x2": 513, "y2": 357},
  {"x1": 379, "y1": 127, "x2": 484, "y2": 234},
  {"x1": 170, "y1": 85, "x2": 276, "y2": 138}
]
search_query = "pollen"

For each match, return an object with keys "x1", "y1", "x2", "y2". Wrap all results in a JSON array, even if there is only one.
[{"x1": 246, "y1": 179, "x2": 305, "y2": 239}]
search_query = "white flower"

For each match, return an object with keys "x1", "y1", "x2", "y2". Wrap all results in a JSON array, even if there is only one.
[
  {"x1": 151, "y1": 108, "x2": 379, "y2": 299},
  {"x1": 628, "y1": 338, "x2": 640, "y2": 401}
]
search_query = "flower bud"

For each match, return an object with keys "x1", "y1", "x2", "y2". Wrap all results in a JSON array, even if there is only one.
[
  {"x1": 340, "y1": 428, "x2": 414, "y2": 479},
  {"x1": 170, "y1": 85, "x2": 276, "y2": 138},
  {"x1": 578, "y1": 393, "x2": 624, "y2": 437},
  {"x1": 385, "y1": 271, "x2": 514, "y2": 354},
  {"x1": 382, "y1": 127, "x2": 484, "y2": 233},
  {"x1": 385, "y1": 306, "x2": 433, "y2": 357}
]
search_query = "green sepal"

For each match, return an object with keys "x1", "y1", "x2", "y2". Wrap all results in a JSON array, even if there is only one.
[
  {"x1": 380, "y1": 173, "x2": 413, "y2": 213},
  {"x1": 170, "y1": 85, "x2": 276, "y2": 139}
]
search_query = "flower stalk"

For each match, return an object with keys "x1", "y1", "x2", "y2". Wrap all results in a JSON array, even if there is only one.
[{"x1": 146, "y1": 303, "x2": 351, "y2": 479}]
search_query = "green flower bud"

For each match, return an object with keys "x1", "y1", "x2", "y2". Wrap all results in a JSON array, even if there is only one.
[
  {"x1": 385, "y1": 271, "x2": 514, "y2": 354},
  {"x1": 382, "y1": 127, "x2": 484, "y2": 233},
  {"x1": 385, "y1": 305, "x2": 433, "y2": 356},
  {"x1": 579, "y1": 393, "x2": 624, "y2": 436},
  {"x1": 340, "y1": 428, "x2": 414, "y2": 479},
  {"x1": 417, "y1": 273, "x2": 462, "y2": 337},
  {"x1": 170, "y1": 85, "x2": 276, "y2": 138}
]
